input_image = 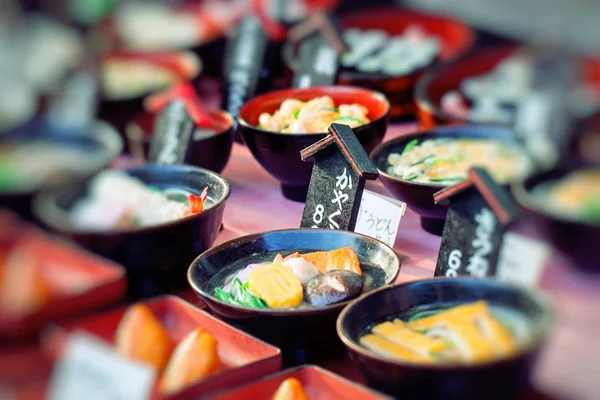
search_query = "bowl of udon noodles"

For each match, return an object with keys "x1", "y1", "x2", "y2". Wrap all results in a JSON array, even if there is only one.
[
  {"x1": 512, "y1": 164, "x2": 600, "y2": 273},
  {"x1": 238, "y1": 85, "x2": 390, "y2": 202},
  {"x1": 188, "y1": 228, "x2": 400, "y2": 364},
  {"x1": 337, "y1": 278, "x2": 552, "y2": 400},
  {"x1": 369, "y1": 124, "x2": 536, "y2": 235},
  {"x1": 34, "y1": 164, "x2": 230, "y2": 297}
]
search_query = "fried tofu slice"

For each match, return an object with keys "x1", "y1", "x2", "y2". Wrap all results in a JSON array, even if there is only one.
[
  {"x1": 272, "y1": 377, "x2": 310, "y2": 400},
  {"x1": 159, "y1": 327, "x2": 221, "y2": 395},
  {"x1": 372, "y1": 320, "x2": 447, "y2": 357},
  {"x1": 359, "y1": 334, "x2": 435, "y2": 363},
  {"x1": 115, "y1": 304, "x2": 172, "y2": 371},
  {"x1": 300, "y1": 247, "x2": 362, "y2": 275}
]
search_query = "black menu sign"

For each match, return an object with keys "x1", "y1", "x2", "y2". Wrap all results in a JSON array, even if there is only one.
[
  {"x1": 300, "y1": 123, "x2": 379, "y2": 231},
  {"x1": 147, "y1": 100, "x2": 195, "y2": 165},
  {"x1": 291, "y1": 13, "x2": 346, "y2": 88},
  {"x1": 222, "y1": 16, "x2": 269, "y2": 118},
  {"x1": 434, "y1": 167, "x2": 519, "y2": 278}
]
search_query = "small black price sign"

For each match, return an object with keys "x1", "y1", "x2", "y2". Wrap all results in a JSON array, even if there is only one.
[
  {"x1": 434, "y1": 167, "x2": 519, "y2": 278},
  {"x1": 222, "y1": 16, "x2": 269, "y2": 118},
  {"x1": 291, "y1": 13, "x2": 346, "y2": 88},
  {"x1": 300, "y1": 123, "x2": 379, "y2": 231},
  {"x1": 147, "y1": 100, "x2": 195, "y2": 165}
]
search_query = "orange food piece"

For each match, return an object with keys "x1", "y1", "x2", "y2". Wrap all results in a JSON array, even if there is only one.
[
  {"x1": 160, "y1": 327, "x2": 221, "y2": 395},
  {"x1": 0, "y1": 243, "x2": 50, "y2": 316},
  {"x1": 272, "y1": 378, "x2": 310, "y2": 400},
  {"x1": 115, "y1": 304, "x2": 172, "y2": 371},
  {"x1": 300, "y1": 247, "x2": 362, "y2": 275}
]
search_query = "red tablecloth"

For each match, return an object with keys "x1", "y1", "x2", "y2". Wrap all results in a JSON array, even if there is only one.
[{"x1": 214, "y1": 122, "x2": 600, "y2": 400}]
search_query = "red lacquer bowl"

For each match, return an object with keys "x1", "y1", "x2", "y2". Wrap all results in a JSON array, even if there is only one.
[
  {"x1": 415, "y1": 44, "x2": 600, "y2": 129},
  {"x1": 98, "y1": 50, "x2": 202, "y2": 136},
  {"x1": 42, "y1": 295, "x2": 282, "y2": 400},
  {"x1": 0, "y1": 211, "x2": 126, "y2": 339},
  {"x1": 283, "y1": 7, "x2": 475, "y2": 119},
  {"x1": 207, "y1": 365, "x2": 392, "y2": 400},
  {"x1": 126, "y1": 108, "x2": 234, "y2": 173},
  {"x1": 238, "y1": 85, "x2": 390, "y2": 202}
]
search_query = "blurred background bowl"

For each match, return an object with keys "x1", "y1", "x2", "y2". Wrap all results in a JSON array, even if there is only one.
[
  {"x1": 283, "y1": 7, "x2": 475, "y2": 120},
  {"x1": 33, "y1": 164, "x2": 229, "y2": 297},
  {"x1": 512, "y1": 164, "x2": 600, "y2": 273},
  {"x1": 126, "y1": 108, "x2": 233, "y2": 173},
  {"x1": 337, "y1": 277, "x2": 552, "y2": 400},
  {"x1": 97, "y1": 50, "x2": 202, "y2": 138},
  {"x1": 238, "y1": 85, "x2": 390, "y2": 202},
  {"x1": 188, "y1": 228, "x2": 400, "y2": 365},
  {"x1": 0, "y1": 121, "x2": 122, "y2": 220},
  {"x1": 370, "y1": 124, "x2": 527, "y2": 235}
]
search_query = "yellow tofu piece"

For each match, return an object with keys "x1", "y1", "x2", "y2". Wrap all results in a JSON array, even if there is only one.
[
  {"x1": 359, "y1": 334, "x2": 434, "y2": 364},
  {"x1": 248, "y1": 264, "x2": 303, "y2": 309},
  {"x1": 372, "y1": 321, "x2": 447, "y2": 357}
]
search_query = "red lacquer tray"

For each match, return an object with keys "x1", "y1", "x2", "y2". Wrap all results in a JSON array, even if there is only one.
[
  {"x1": 206, "y1": 365, "x2": 392, "y2": 400},
  {"x1": 0, "y1": 212, "x2": 127, "y2": 339},
  {"x1": 42, "y1": 295, "x2": 282, "y2": 399}
]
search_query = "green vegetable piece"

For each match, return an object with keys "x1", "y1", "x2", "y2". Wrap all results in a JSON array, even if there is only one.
[
  {"x1": 582, "y1": 199, "x2": 600, "y2": 222},
  {"x1": 242, "y1": 281, "x2": 269, "y2": 309},
  {"x1": 408, "y1": 309, "x2": 441, "y2": 321},
  {"x1": 428, "y1": 177, "x2": 464, "y2": 183},
  {"x1": 319, "y1": 107, "x2": 339, "y2": 112},
  {"x1": 405, "y1": 174, "x2": 419, "y2": 181},
  {"x1": 148, "y1": 185, "x2": 162, "y2": 193},
  {"x1": 215, "y1": 288, "x2": 232, "y2": 302},
  {"x1": 293, "y1": 109, "x2": 300, "y2": 119},
  {"x1": 410, "y1": 155, "x2": 435, "y2": 166},
  {"x1": 257, "y1": 124, "x2": 264, "y2": 130},
  {"x1": 336, "y1": 115, "x2": 365, "y2": 124},
  {"x1": 402, "y1": 139, "x2": 419, "y2": 154}
]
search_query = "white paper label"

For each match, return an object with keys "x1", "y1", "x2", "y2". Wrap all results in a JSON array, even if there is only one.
[
  {"x1": 355, "y1": 190, "x2": 407, "y2": 247},
  {"x1": 496, "y1": 232, "x2": 550, "y2": 286},
  {"x1": 48, "y1": 331, "x2": 156, "y2": 400}
]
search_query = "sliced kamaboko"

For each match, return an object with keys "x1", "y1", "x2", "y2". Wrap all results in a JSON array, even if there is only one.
[
  {"x1": 370, "y1": 320, "x2": 446, "y2": 357},
  {"x1": 281, "y1": 256, "x2": 319, "y2": 285},
  {"x1": 360, "y1": 334, "x2": 435, "y2": 363}
]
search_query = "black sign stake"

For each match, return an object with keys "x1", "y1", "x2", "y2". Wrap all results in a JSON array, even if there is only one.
[
  {"x1": 300, "y1": 123, "x2": 379, "y2": 231},
  {"x1": 222, "y1": 16, "x2": 269, "y2": 119},
  {"x1": 434, "y1": 167, "x2": 519, "y2": 278},
  {"x1": 147, "y1": 100, "x2": 195, "y2": 165},
  {"x1": 291, "y1": 13, "x2": 345, "y2": 88}
]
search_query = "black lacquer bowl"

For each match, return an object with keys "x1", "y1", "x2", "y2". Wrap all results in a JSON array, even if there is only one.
[
  {"x1": 512, "y1": 164, "x2": 600, "y2": 273},
  {"x1": 370, "y1": 124, "x2": 524, "y2": 235},
  {"x1": 126, "y1": 108, "x2": 233, "y2": 173},
  {"x1": 33, "y1": 164, "x2": 229, "y2": 297},
  {"x1": 337, "y1": 278, "x2": 553, "y2": 400},
  {"x1": 238, "y1": 86, "x2": 390, "y2": 202},
  {"x1": 0, "y1": 121, "x2": 123, "y2": 220},
  {"x1": 188, "y1": 228, "x2": 400, "y2": 364}
]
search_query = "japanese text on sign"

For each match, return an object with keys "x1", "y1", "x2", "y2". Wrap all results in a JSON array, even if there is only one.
[{"x1": 311, "y1": 167, "x2": 353, "y2": 228}]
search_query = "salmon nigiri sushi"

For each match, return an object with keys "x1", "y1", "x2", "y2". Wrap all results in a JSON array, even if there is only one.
[
  {"x1": 159, "y1": 327, "x2": 221, "y2": 395},
  {"x1": 114, "y1": 304, "x2": 172, "y2": 370}
]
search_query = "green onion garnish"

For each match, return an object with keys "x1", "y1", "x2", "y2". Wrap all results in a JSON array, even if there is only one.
[
  {"x1": 336, "y1": 115, "x2": 365, "y2": 124},
  {"x1": 319, "y1": 107, "x2": 339, "y2": 112},
  {"x1": 292, "y1": 109, "x2": 300, "y2": 119},
  {"x1": 257, "y1": 124, "x2": 264, "y2": 130},
  {"x1": 408, "y1": 309, "x2": 441, "y2": 321},
  {"x1": 428, "y1": 177, "x2": 465, "y2": 183},
  {"x1": 402, "y1": 139, "x2": 419, "y2": 154},
  {"x1": 405, "y1": 174, "x2": 419, "y2": 181},
  {"x1": 410, "y1": 155, "x2": 435, "y2": 166}
]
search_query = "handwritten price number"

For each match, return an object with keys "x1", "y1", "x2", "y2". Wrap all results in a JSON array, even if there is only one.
[
  {"x1": 311, "y1": 204, "x2": 325, "y2": 228},
  {"x1": 446, "y1": 249, "x2": 462, "y2": 277},
  {"x1": 466, "y1": 208, "x2": 495, "y2": 278}
]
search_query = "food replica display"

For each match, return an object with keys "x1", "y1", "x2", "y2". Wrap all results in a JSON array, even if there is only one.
[
  {"x1": 257, "y1": 96, "x2": 370, "y2": 133},
  {"x1": 70, "y1": 170, "x2": 208, "y2": 230},
  {"x1": 214, "y1": 247, "x2": 368, "y2": 309},
  {"x1": 385, "y1": 137, "x2": 533, "y2": 185}
]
